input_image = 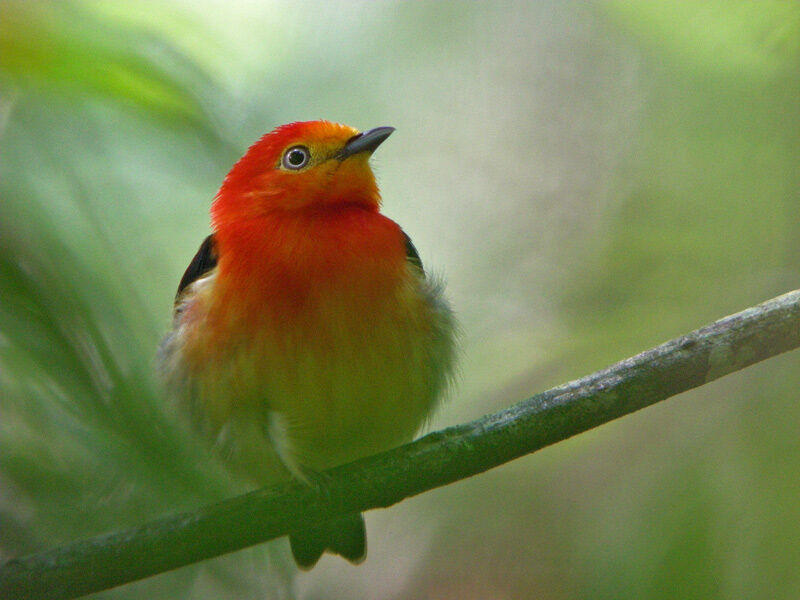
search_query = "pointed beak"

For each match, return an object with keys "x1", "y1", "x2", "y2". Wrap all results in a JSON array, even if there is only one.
[{"x1": 339, "y1": 126, "x2": 395, "y2": 160}]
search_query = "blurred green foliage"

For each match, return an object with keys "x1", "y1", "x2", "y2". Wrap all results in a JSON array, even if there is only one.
[
  {"x1": 0, "y1": 1, "x2": 216, "y2": 129},
  {"x1": 1, "y1": 1, "x2": 799, "y2": 599},
  {"x1": 604, "y1": 0, "x2": 800, "y2": 78}
]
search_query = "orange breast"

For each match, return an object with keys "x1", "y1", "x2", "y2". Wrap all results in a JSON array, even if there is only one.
[
  {"x1": 180, "y1": 205, "x2": 443, "y2": 478},
  {"x1": 216, "y1": 206, "x2": 406, "y2": 328}
]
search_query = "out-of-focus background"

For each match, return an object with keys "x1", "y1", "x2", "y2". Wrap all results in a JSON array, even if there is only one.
[{"x1": 1, "y1": 1, "x2": 799, "y2": 598}]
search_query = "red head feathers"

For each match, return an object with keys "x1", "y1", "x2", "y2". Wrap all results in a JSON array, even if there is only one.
[{"x1": 212, "y1": 121, "x2": 392, "y2": 229}]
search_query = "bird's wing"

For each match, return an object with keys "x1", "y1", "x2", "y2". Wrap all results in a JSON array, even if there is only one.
[
  {"x1": 175, "y1": 234, "x2": 218, "y2": 302},
  {"x1": 403, "y1": 230, "x2": 424, "y2": 274}
]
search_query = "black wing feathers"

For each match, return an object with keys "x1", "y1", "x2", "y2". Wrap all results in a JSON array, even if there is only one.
[
  {"x1": 176, "y1": 234, "x2": 218, "y2": 299},
  {"x1": 403, "y1": 231, "x2": 424, "y2": 273}
]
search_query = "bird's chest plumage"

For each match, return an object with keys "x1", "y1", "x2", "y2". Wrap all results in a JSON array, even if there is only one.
[
  {"x1": 177, "y1": 210, "x2": 447, "y2": 480},
  {"x1": 251, "y1": 282, "x2": 436, "y2": 474}
]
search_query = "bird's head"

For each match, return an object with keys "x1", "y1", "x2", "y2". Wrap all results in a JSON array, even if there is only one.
[{"x1": 212, "y1": 121, "x2": 393, "y2": 227}]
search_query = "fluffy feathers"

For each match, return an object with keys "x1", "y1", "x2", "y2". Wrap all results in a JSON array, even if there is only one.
[{"x1": 158, "y1": 120, "x2": 456, "y2": 568}]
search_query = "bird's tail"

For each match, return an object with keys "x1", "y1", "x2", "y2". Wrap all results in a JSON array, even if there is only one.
[{"x1": 289, "y1": 512, "x2": 366, "y2": 569}]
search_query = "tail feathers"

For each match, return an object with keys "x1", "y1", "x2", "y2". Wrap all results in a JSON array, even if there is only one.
[{"x1": 290, "y1": 512, "x2": 366, "y2": 569}]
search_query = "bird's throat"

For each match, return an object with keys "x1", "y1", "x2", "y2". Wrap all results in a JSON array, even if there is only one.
[{"x1": 213, "y1": 205, "x2": 408, "y2": 334}]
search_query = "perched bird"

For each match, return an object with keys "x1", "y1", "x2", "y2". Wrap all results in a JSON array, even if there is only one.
[{"x1": 158, "y1": 120, "x2": 456, "y2": 568}]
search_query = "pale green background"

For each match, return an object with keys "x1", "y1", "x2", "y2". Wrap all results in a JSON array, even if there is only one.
[{"x1": 1, "y1": 2, "x2": 799, "y2": 598}]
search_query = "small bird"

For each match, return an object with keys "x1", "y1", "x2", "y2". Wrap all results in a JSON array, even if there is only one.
[{"x1": 158, "y1": 120, "x2": 456, "y2": 568}]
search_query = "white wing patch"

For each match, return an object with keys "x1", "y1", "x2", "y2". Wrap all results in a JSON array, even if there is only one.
[{"x1": 267, "y1": 410, "x2": 308, "y2": 482}]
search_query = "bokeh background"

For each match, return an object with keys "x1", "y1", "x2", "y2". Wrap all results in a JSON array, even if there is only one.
[{"x1": 2, "y1": 1, "x2": 799, "y2": 598}]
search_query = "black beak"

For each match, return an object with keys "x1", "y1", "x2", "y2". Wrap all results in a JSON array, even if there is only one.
[{"x1": 339, "y1": 126, "x2": 395, "y2": 160}]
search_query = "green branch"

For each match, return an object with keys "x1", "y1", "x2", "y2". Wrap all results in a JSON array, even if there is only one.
[{"x1": 3, "y1": 290, "x2": 800, "y2": 600}]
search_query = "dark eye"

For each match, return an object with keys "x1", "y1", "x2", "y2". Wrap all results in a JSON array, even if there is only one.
[{"x1": 282, "y1": 146, "x2": 310, "y2": 170}]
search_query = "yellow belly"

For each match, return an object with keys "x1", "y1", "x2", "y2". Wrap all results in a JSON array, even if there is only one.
[{"x1": 162, "y1": 268, "x2": 455, "y2": 485}]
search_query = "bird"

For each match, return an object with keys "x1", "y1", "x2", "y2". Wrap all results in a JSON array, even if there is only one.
[{"x1": 158, "y1": 120, "x2": 456, "y2": 569}]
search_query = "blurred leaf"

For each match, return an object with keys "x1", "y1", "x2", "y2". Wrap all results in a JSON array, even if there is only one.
[
  {"x1": 0, "y1": 204, "x2": 233, "y2": 548},
  {"x1": 0, "y1": 0, "x2": 216, "y2": 131}
]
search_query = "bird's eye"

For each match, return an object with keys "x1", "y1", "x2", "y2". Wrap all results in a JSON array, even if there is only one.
[{"x1": 281, "y1": 146, "x2": 310, "y2": 170}]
